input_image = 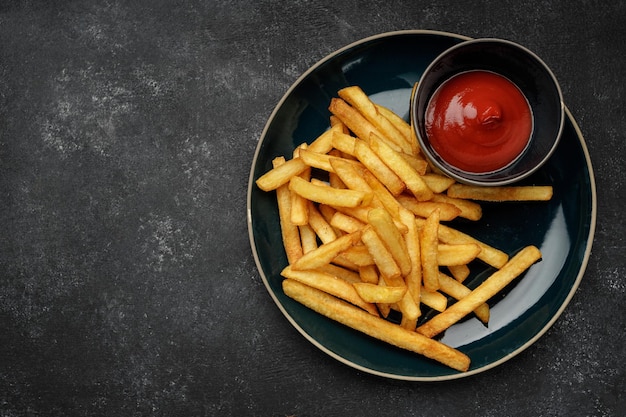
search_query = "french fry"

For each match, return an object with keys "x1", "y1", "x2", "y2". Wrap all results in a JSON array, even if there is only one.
[
  {"x1": 330, "y1": 211, "x2": 366, "y2": 234},
  {"x1": 358, "y1": 265, "x2": 379, "y2": 284},
  {"x1": 420, "y1": 289, "x2": 448, "y2": 312},
  {"x1": 361, "y1": 169, "x2": 403, "y2": 220},
  {"x1": 354, "y1": 139, "x2": 405, "y2": 196},
  {"x1": 361, "y1": 226, "x2": 401, "y2": 280},
  {"x1": 282, "y1": 279, "x2": 471, "y2": 372},
  {"x1": 437, "y1": 272, "x2": 490, "y2": 324},
  {"x1": 448, "y1": 264, "x2": 471, "y2": 283},
  {"x1": 273, "y1": 157, "x2": 303, "y2": 264},
  {"x1": 290, "y1": 231, "x2": 361, "y2": 271},
  {"x1": 420, "y1": 209, "x2": 440, "y2": 292},
  {"x1": 401, "y1": 209, "x2": 422, "y2": 318},
  {"x1": 308, "y1": 124, "x2": 342, "y2": 154},
  {"x1": 256, "y1": 157, "x2": 308, "y2": 191},
  {"x1": 290, "y1": 147, "x2": 310, "y2": 226},
  {"x1": 447, "y1": 184, "x2": 554, "y2": 202},
  {"x1": 420, "y1": 173, "x2": 456, "y2": 193},
  {"x1": 329, "y1": 157, "x2": 372, "y2": 193},
  {"x1": 399, "y1": 152, "x2": 429, "y2": 175},
  {"x1": 281, "y1": 268, "x2": 378, "y2": 316},
  {"x1": 338, "y1": 86, "x2": 412, "y2": 154},
  {"x1": 289, "y1": 176, "x2": 372, "y2": 208},
  {"x1": 329, "y1": 97, "x2": 389, "y2": 146},
  {"x1": 417, "y1": 246, "x2": 542, "y2": 338},
  {"x1": 331, "y1": 131, "x2": 358, "y2": 156},
  {"x1": 298, "y1": 148, "x2": 335, "y2": 173},
  {"x1": 337, "y1": 245, "x2": 376, "y2": 267},
  {"x1": 437, "y1": 243, "x2": 482, "y2": 266},
  {"x1": 397, "y1": 195, "x2": 461, "y2": 221},
  {"x1": 369, "y1": 133, "x2": 434, "y2": 201},
  {"x1": 431, "y1": 193, "x2": 482, "y2": 221},
  {"x1": 299, "y1": 224, "x2": 318, "y2": 254},
  {"x1": 374, "y1": 103, "x2": 414, "y2": 149},
  {"x1": 353, "y1": 282, "x2": 407, "y2": 304},
  {"x1": 378, "y1": 269, "x2": 420, "y2": 329},
  {"x1": 316, "y1": 263, "x2": 362, "y2": 284},
  {"x1": 367, "y1": 207, "x2": 412, "y2": 277},
  {"x1": 307, "y1": 201, "x2": 337, "y2": 244},
  {"x1": 416, "y1": 218, "x2": 509, "y2": 269}
]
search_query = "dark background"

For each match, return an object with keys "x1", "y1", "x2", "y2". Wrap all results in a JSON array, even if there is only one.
[{"x1": 1, "y1": 1, "x2": 624, "y2": 416}]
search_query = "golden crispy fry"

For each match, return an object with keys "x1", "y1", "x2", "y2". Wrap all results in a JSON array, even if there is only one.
[
  {"x1": 331, "y1": 131, "x2": 358, "y2": 156},
  {"x1": 353, "y1": 282, "x2": 407, "y2": 304},
  {"x1": 420, "y1": 173, "x2": 456, "y2": 193},
  {"x1": 289, "y1": 176, "x2": 372, "y2": 208},
  {"x1": 338, "y1": 86, "x2": 412, "y2": 154},
  {"x1": 367, "y1": 207, "x2": 412, "y2": 277},
  {"x1": 420, "y1": 289, "x2": 448, "y2": 312},
  {"x1": 308, "y1": 124, "x2": 342, "y2": 154},
  {"x1": 398, "y1": 291, "x2": 420, "y2": 330},
  {"x1": 281, "y1": 268, "x2": 378, "y2": 316},
  {"x1": 328, "y1": 97, "x2": 387, "y2": 145},
  {"x1": 420, "y1": 209, "x2": 440, "y2": 292},
  {"x1": 397, "y1": 195, "x2": 461, "y2": 221},
  {"x1": 417, "y1": 246, "x2": 542, "y2": 338},
  {"x1": 401, "y1": 209, "x2": 422, "y2": 319},
  {"x1": 448, "y1": 264, "x2": 471, "y2": 283},
  {"x1": 358, "y1": 265, "x2": 379, "y2": 284},
  {"x1": 415, "y1": 217, "x2": 509, "y2": 269},
  {"x1": 256, "y1": 157, "x2": 309, "y2": 191},
  {"x1": 374, "y1": 103, "x2": 414, "y2": 148},
  {"x1": 361, "y1": 226, "x2": 401, "y2": 280},
  {"x1": 307, "y1": 201, "x2": 337, "y2": 244},
  {"x1": 273, "y1": 157, "x2": 303, "y2": 264},
  {"x1": 377, "y1": 271, "x2": 420, "y2": 329},
  {"x1": 337, "y1": 245, "x2": 375, "y2": 267},
  {"x1": 290, "y1": 147, "x2": 311, "y2": 226},
  {"x1": 329, "y1": 157, "x2": 372, "y2": 193},
  {"x1": 299, "y1": 224, "x2": 318, "y2": 254},
  {"x1": 437, "y1": 272, "x2": 490, "y2": 324},
  {"x1": 330, "y1": 211, "x2": 365, "y2": 234},
  {"x1": 316, "y1": 263, "x2": 362, "y2": 284},
  {"x1": 399, "y1": 152, "x2": 429, "y2": 175},
  {"x1": 447, "y1": 184, "x2": 554, "y2": 201},
  {"x1": 360, "y1": 169, "x2": 403, "y2": 220},
  {"x1": 329, "y1": 115, "x2": 349, "y2": 134},
  {"x1": 328, "y1": 171, "x2": 346, "y2": 189},
  {"x1": 354, "y1": 139, "x2": 405, "y2": 196},
  {"x1": 437, "y1": 243, "x2": 482, "y2": 266},
  {"x1": 431, "y1": 193, "x2": 482, "y2": 221},
  {"x1": 298, "y1": 148, "x2": 335, "y2": 172},
  {"x1": 290, "y1": 231, "x2": 361, "y2": 271},
  {"x1": 368, "y1": 133, "x2": 434, "y2": 201},
  {"x1": 282, "y1": 279, "x2": 470, "y2": 372}
]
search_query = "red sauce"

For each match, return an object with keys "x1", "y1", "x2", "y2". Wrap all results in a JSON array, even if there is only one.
[{"x1": 425, "y1": 70, "x2": 533, "y2": 173}]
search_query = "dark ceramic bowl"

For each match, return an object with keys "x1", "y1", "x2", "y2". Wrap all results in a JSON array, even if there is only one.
[{"x1": 411, "y1": 38, "x2": 564, "y2": 186}]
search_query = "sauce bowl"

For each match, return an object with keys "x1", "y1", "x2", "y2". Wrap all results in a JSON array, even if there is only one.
[{"x1": 411, "y1": 38, "x2": 564, "y2": 186}]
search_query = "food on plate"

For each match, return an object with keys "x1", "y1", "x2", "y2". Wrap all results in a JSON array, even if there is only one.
[{"x1": 255, "y1": 86, "x2": 551, "y2": 371}]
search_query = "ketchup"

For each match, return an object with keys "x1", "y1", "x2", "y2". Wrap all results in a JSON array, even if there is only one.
[{"x1": 425, "y1": 70, "x2": 533, "y2": 173}]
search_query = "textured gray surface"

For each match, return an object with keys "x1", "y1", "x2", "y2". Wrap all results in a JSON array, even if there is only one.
[{"x1": 0, "y1": 1, "x2": 624, "y2": 416}]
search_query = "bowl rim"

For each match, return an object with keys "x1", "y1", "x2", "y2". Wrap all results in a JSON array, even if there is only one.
[{"x1": 411, "y1": 37, "x2": 566, "y2": 186}]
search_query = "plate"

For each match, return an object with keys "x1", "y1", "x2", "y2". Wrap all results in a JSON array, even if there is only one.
[{"x1": 247, "y1": 30, "x2": 596, "y2": 381}]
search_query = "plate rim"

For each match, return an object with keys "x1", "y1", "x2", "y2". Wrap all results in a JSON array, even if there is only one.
[{"x1": 246, "y1": 29, "x2": 597, "y2": 381}]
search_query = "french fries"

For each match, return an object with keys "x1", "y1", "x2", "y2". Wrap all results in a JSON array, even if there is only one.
[
  {"x1": 256, "y1": 86, "x2": 551, "y2": 372},
  {"x1": 283, "y1": 279, "x2": 470, "y2": 372}
]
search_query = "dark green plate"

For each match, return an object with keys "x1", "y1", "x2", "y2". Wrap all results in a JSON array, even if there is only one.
[{"x1": 247, "y1": 30, "x2": 596, "y2": 381}]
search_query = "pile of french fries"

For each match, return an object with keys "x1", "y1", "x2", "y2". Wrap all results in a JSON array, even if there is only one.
[{"x1": 256, "y1": 86, "x2": 551, "y2": 372}]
